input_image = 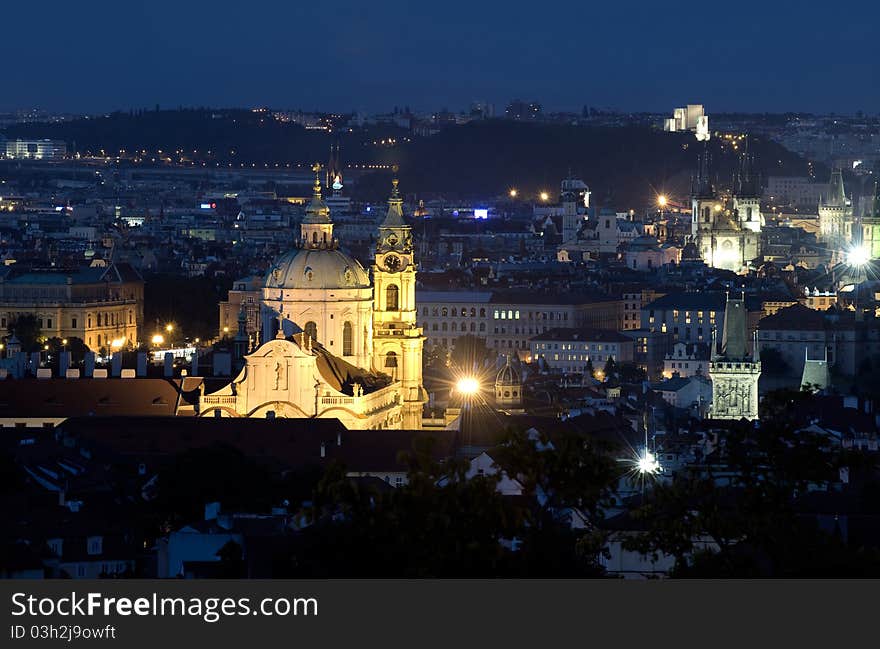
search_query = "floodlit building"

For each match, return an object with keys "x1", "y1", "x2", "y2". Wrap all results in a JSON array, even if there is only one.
[
  {"x1": 200, "y1": 168, "x2": 426, "y2": 429},
  {"x1": 708, "y1": 293, "x2": 761, "y2": 420},
  {"x1": 4, "y1": 138, "x2": 67, "y2": 160},
  {"x1": 818, "y1": 168, "x2": 854, "y2": 258},
  {"x1": 690, "y1": 149, "x2": 761, "y2": 271},
  {"x1": 0, "y1": 262, "x2": 144, "y2": 352}
]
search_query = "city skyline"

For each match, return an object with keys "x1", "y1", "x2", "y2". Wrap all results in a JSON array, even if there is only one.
[{"x1": 3, "y1": 1, "x2": 878, "y2": 115}]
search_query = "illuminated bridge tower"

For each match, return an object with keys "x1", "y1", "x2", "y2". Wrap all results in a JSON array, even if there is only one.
[{"x1": 709, "y1": 292, "x2": 761, "y2": 420}]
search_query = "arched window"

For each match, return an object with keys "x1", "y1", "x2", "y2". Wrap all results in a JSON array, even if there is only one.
[
  {"x1": 480, "y1": 308, "x2": 486, "y2": 317},
  {"x1": 342, "y1": 321, "x2": 353, "y2": 356},
  {"x1": 312, "y1": 231, "x2": 318, "y2": 244},
  {"x1": 451, "y1": 322, "x2": 457, "y2": 332},
  {"x1": 304, "y1": 321, "x2": 317, "y2": 341},
  {"x1": 384, "y1": 351, "x2": 398, "y2": 368},
  {"x1": 386, "y1": 284, "x2": 399, "y2": 311}
]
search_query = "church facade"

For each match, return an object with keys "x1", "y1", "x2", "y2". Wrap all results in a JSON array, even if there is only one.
[
  {"x1": 690, "y1": 149, "x2": 762, "y2": 272},
  {"x1": 199, "y1": 166, "x2": 426, "y2": 429}
]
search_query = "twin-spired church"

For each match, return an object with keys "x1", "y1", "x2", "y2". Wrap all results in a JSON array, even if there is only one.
[{"x1": 199, "y1": 168, "x2": 427, "y2": 429}]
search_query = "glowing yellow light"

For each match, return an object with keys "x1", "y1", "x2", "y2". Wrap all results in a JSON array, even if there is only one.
[
  {"x1": 151, "y1": 334, "x2": 165, "y2": 345},
  {"x1": 456, "y1": 377, "x2": 480, "y2": 395},
  {"x1": 44, "y1": 345, "x2": 49, "y2": 351},
  {"x1": 540, "y1": 191, "x2": 550, "y2": 202},
  {"x1": 110, "y1": 337, "x2": 125, "y2": 349},
  {"x1": 657, "y1": 195, "x2": 668, "y2": 207},
  {"x1": 61, "y1": 339, "x2": 68, "y2": 345},
  {"x1": 194, "y1": 337, "x2": 200, "y2": 344},
  {"x1": 509, "y1": 188, "x2": 518, "y2": 198},
  {"x1": 715, "y1": 204, "x2": 722, "y2": 212},
  {"x1": 165, "y1": 324, "x2": 174, "y2": 333},
  {"x1": 223, "y1": 326, "x2": 230, "y2": 334}
]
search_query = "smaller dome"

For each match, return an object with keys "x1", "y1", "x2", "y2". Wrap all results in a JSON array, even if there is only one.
[{"x1": 495, "y1": 356, "x2": 521, "y2": 387}]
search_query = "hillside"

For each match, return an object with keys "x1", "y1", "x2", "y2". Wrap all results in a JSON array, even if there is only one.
[{"x1": 3, "y1": 110, "x2": 820, "y2": 209}]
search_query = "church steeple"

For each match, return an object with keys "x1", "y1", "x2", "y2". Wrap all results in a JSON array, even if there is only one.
[
  {"x1": 300, "y1": 163, "x2": 335, "y2": 249},
  {"x1": 381, "y1": 173, "x2": 406, "y2": 229},
  {"x1": 371, "y1": 169, "x2": 425, "y2": 428}
]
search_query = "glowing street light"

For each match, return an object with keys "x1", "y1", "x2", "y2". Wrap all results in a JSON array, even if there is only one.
[
  {"x1": 637, "y1": 448, "x2": 662, "y2": 475},
  {"x1": 456, "y1": 377, "x2": 480, "y2": 396},
  {"x1": 165, "y1": 323, "x2": 174, "y2": 333},
  {"x1": 151, "y1": 334, "x2": 165, "y2": 345},
  {"x1": 657, "y1": 194, "x2": 668, "y2": 208},
  {"x1": 847, "y1": 245, "x2": 870, "y2": 267},
  {"x1": 539, "y1": 191, "x2": 550, "y2": 202},
  {"x1": 509, "y1": 188, "x2": 518, "y2": 198}
]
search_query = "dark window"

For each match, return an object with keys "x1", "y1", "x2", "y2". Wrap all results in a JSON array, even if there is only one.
[{"x1": 343, "y1": 321, "x2": 353, "y2": 356}]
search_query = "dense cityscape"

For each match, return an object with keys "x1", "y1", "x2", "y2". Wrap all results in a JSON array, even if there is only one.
[{"x1": 1, "y1": 98, "x2": 878, "y2": 579}]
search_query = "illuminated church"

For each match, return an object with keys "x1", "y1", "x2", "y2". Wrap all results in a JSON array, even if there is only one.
[
  {"x1": 690, "y1": 148, "x2": 762, "y2": 272},
  {"x1": 200, "y1": 166, "x2": 426, "y2": 429}
]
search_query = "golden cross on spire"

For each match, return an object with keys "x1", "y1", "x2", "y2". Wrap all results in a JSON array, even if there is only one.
[
  {"x1": 391, "y1": 165, "x2": 400, "y2": 200},
  {"x1": 312, "y1": 162, "x2": 323, "y2": 196}
]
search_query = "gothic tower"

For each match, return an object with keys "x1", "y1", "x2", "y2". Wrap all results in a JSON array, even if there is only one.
[
  {"x1": 733, "y1": 144, "x2": 763, "y2": 235},
  {"x1": 372, "y1": 172, "x2": 426, "y2": 428},
  {"x1": 819, "y1": 168, "x2": 853, "y2": 256},
  {"x1": 326, "y1": 142, "x2": 343, "y2": 192},
  {"x1": 691, "y1": 147, "x2": 719, "y2": 240},
  {"x1": 858, "y1": 181, "x2": 880, "y2": 260},
  {"x1": 709, "y1": 292, "x2": 761, "y2": 420}
]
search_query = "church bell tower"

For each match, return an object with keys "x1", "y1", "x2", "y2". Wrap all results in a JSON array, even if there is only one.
[{"x1": 372, "y1": 170, "x2": 426, "y2": 428}]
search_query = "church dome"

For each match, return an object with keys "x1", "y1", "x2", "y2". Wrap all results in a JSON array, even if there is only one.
[
  {"x1": 264, "y1": 248, "x2": 370, "y2": 290},
  {"x1": 495, "y1": 356, "x2": 521, "y2": 387}
]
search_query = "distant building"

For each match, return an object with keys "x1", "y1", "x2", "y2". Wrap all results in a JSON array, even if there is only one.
[
  {"x1": 218, "y1": 275, "x2": 262, "y2": 339},
  {"x1": 530, "y1": 328, "x2": 634, "y2": 374},
  {"x1": 4, "y1": 138, "x2": 66, "y2": 160},
  {"x1": 417, "y1": 290, "x2": 622, "y2": 357},
  {"x1": 0, "y1": 262, "x2": 144, "y2": 352},
  {"x1": 663, "y1": 104, "x2": 708, "y2": 139},
  {"x1": 663, "y1": 341, "x2": 710, "y2": 378}
]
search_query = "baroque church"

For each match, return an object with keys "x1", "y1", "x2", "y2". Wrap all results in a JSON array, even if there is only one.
[
  {"x1": 199, "y1": 166, "x2": 426, "y2": 429},
  {"x1": 690, "y1": 147, "x2": 762, "y2": 272}
]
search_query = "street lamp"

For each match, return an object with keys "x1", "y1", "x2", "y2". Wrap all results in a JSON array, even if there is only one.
[
  {"x1": 509, "y1": 188, "x2": 518, "y2": 199},
  {"x1": 151, "y1": 334, "x2": 165, "y2": 346},
  {"x1": 847, "y1": 245, "x2": 869, "y2": 267},
  {"x1": 539, "y1": 191, "x2": 550, "y2": 202},
  {"x1": 657, "y1": 194, "x2": 668, "y2": 208},
  {"x1": 456, "y1": 377, "x2": 480, "y2": 395},
  {"x1": 456, "y1": 376, "x2": 480, "y2": 445}
]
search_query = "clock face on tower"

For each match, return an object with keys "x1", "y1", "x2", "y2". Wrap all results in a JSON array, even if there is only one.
[{"x1": 384, "y1": 254, "x2": 401, "y2": 272}]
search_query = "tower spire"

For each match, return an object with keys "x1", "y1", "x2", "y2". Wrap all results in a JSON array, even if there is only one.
[{"x1": 381, "y1": 165, "x2": 406, "y2": 228}]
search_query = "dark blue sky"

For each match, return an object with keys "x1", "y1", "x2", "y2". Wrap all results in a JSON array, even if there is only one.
[{"x1": 4, "y1": 1, "x2": 877, "y2": 114}]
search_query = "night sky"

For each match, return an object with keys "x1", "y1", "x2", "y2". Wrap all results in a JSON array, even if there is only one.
[{"x1": 4, "y1": 0, "x2": 877, "y2": 114}]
